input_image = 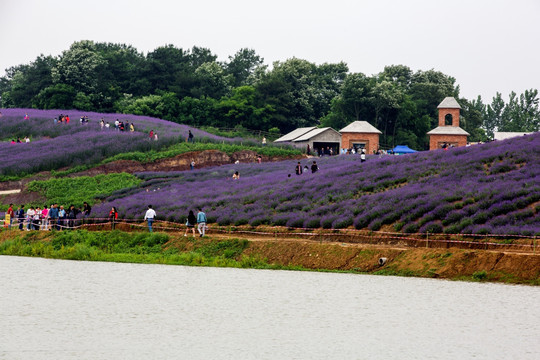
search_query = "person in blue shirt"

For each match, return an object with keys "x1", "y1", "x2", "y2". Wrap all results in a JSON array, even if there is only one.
[
  {"x1": 197, "y1": 208, "x2": 207, "y2": 237},
  {"x1": 16, "y1": 205, "x2": 25, "y2": 231},
  {"x1": 48, "y1": 204, "x2": 59, "y2": 230}
]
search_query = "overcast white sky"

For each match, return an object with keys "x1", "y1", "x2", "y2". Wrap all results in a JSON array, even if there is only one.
[{"x1": 0, "y1": 0, "x2": 538, "y2": 102}]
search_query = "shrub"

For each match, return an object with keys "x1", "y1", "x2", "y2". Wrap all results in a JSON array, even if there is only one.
[
  {"x1": 472, "y1": 270, "x2": 488, "y2": 281},
  {"x1": 403, "y1": 223, "x2": 419, "y2": 233},
  {"x1": 420, "y1": 222, "x2": 443, "y2": 234},
  {"x1": 354, "y1": 216, "x2": 369, "y2": 230},
  {"x1": 304, "y1": 218, "x2": 321, "y2": 229},
  {"x1": 368, "y1": 220, "x2": 383, "y2": 231},
  {"x1": 444, "y1": 225, "x2": 461, "y2": 234},
  {"x1": 287, "y1": 217, "x2": 305, "y2": 228},
  {"x1": 333, "y1": 217, "x2": 353, "y2": 229},
  {"x1": 234, "y1": 218, "x2": 249, "y2": 226},
  {"x1": 393, "y1": 222, "x2": 404, "y2": 231},
  {"x1": 321, "y1": 216, "x2": 337, "y2": 229}
]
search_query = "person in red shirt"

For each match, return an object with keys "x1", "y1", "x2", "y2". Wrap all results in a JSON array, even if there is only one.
[
  {"x1": 7, "y1": 203, "x2": 15, "y2": 229},
  {"x1": 109, "y1": 207, "x2": 118, "y2": 230}
]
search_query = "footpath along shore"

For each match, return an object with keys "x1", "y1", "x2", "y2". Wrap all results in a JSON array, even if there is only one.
[{"x1": 0, "y1": 226, "x2": 538, "y2": 285}]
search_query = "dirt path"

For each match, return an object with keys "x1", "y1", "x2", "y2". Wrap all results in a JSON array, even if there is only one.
[{"x1": 0, "y1": 189, "x2": 21, "y2": 195}]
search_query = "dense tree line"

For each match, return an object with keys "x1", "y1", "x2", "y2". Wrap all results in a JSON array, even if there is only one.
[{"x1": 1, "y1": 40, "x2": 538, "y2": 149}]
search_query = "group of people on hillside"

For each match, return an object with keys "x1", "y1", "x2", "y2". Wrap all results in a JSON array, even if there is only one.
[
  {"x1": 142, "y1": 205, "x2": 207, "y2": 236},
  {"x1": 10, "y1": 136, "x2": 30, "y2": 144},
  {"x1": 104, "y1": 205, "x2": 207, "y2": 236},
  {"x1": 149, "y1": 130, "x2": 158, "y2": 141},
  {"x1": 55, "y1": 114, "x2": 70, "y2": 123},
  {"x1": 295, "y1": 160, "x2": 319, "y2": 175},
  {"x1": 6, "y1": 202, "x2": 92, "y2": 231},
  {"x1": 112, "y1": 119, "x2": 135, "y2": 132}
]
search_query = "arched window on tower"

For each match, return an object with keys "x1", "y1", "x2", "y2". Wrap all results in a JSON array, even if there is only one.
[{"x1": 445, "y1": 113, "x2": 453, "y2": 126}]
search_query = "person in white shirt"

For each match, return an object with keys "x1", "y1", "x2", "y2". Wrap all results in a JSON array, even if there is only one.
[
  {"x1": 144, "y1": 205, "x2": 157, "y2": 232},
  {"x1": 26, "y1": 207, "x2": 36, "y2": 230}
]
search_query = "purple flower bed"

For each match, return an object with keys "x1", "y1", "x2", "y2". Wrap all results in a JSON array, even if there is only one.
[
  {"x1": 0, "y1": 108, "x2": 244, "y2": 176},
  {"x1": 90, "y1": 133, "x2": 540, "y2": 236},
  {"x1": 0, "y1": 108, "x2": 230, "y2": 141}
]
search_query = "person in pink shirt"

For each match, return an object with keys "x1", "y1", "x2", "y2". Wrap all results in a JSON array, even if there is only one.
[{"x1": 41, "y1": 205, "x2": 49, "y2": 230}]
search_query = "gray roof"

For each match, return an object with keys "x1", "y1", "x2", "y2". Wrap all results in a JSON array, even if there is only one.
[
  {"x1": 293, "y1": 127, "x2": 341, "y2": 142},
  {"x1": 274, "y1": 127, "x2": 317, "y2": 142},
  {"x1": 437, "y1": 97, "x2": 461, "y2": 109},
  {"x1": 427, "y1": 126, "x2": 470, "y2": 136},
  {"x1": 494, "y1": 132, "x2": 533, "y2": 140},
  {"x1": 339, "y1": 121, "x2": 382, "y2": 134}
]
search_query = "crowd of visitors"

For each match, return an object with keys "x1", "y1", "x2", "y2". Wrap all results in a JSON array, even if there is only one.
[
  {"x1": 5, "y1": 202, "x2": 92, "y2": 231},
  {"x1": 3, "y1": 201, "x2": 210, "y2": 237}
]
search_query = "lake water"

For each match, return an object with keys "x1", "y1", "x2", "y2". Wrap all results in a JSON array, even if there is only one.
[{"x1": 1, "y1": 256, "x2": 539, "y2": 360}]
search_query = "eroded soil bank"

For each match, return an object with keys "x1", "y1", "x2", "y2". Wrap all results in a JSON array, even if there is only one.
[{"x1": 1, "y1": 230, "x2": 538, "y2": 285}]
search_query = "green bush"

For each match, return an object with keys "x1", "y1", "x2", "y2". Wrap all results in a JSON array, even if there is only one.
[
  {"x1": 403, "y1": 223, "x2": 419, "y2": 233},
  {"x1": 27, "y1": 173, "x2": 141, "y2": 206}
]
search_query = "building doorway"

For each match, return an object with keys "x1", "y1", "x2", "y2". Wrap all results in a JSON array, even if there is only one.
[{"x1": 313, "y1": 142, "x2": 340, "y2": 156}]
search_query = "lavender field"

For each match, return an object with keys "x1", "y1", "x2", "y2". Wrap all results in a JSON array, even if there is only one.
[
  {"x1": 0, "y1": 108, "x2": 239, "y2": 177},
  {"x1": 91, "y1": 133, "x2": 540, "y2": 236}
]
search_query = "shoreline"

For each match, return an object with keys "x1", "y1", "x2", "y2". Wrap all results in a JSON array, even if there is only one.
[{"x1": 0, "y1": 229, "x2": 538, "y2": 285}]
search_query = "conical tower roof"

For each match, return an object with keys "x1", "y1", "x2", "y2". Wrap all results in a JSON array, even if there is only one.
[{"x1": 437, "y1": 97, "x2": 461, "y2": 109}]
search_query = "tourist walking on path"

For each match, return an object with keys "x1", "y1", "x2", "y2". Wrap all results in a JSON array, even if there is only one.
[
  {"x1": 197, "y1": 208, "x2": 207, "y2": 237},
  {"x1": 109, "y1": 207, "x2": 118, "y2": 230},
  {"x1": 184, "y1": 210, "x2": 197, "y2": 237},
  {"x1": 144, "y1": 205, "x2": 156, "y2": 232},
  {"x1": 190, "y1": 159, "x2": 195, "y2": 170}
]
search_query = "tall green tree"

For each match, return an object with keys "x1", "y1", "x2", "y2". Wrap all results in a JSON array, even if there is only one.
[
  {"x1": 226, "y1": 48, "x2": 265, "y2": 87},
  {"x1": 484, "y1": 92, "x2": 505, "y2": 139},
  {"x1": 500, "y1": 90, "x2": 540, "y2": 132},
  {"x1": 216, "y1": 86, "x2": 273, "y2": 130},
  {"x1": 52, "y1": 41, "x2": 105, "y2": 95}
]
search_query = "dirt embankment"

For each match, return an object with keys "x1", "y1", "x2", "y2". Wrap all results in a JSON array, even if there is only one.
[
  {"x1": 71, "y1": 149, "x2": 303, "y2": 176},
  {"x1": 166, "y1": 233, "x2": 540, "y2": 284}
]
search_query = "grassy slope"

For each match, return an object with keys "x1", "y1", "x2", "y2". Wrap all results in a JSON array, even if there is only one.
[{"x1": 0, "y1": 230, "x2": 538, "y2": 285}]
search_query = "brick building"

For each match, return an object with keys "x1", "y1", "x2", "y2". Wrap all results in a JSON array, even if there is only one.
[
  {"x1": 427, "y1": 97, "x2": 469, "y2": 150},
  {"x1": 339, "y1": 121, "x2": 382, "y2": 154}
]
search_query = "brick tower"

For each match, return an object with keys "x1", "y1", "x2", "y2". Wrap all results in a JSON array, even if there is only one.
[{"x1": 427, "y1": 97, "x2": 469, "y2": 150}]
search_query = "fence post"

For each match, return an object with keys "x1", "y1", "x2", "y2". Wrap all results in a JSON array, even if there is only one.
[
  {"x1": 534, "y1": 236, "x2": 537, "y2": 254},
  {"x1": 426, "y1": 232, "x2": 429, "y2": 248}
]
